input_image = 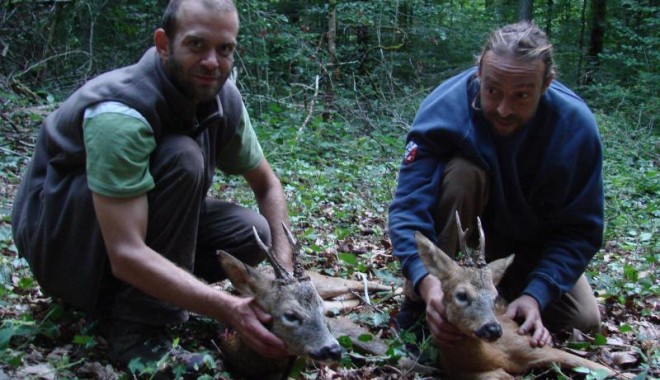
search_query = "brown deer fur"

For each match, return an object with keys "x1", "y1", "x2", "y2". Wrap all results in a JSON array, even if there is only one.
[
  {"x1": 415, "y1": 227, "x2": 616, "y2": 380},
  {"x1": 216, "y1": 226, "x2": 341, "y2": 379}
]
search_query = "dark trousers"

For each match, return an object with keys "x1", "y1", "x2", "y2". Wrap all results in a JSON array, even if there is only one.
[
  {"x1": 102, "y1": 135, "x2": 269, "y2": 326},
  {"x1": 413, "y1": 156, "x2": 601, "y2": 334}
]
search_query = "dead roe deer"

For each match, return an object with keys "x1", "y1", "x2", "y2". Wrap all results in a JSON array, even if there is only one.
[
  {"x1": 217, "y1": 224, "x2": 342, "y2": 379},
  {"x1": 415, "y1": 213, "x2": 616, "y2": 380}
]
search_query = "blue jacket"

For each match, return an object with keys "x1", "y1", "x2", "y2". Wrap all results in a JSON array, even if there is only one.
[{"x1": 388, "y1": 67, "x2": 604, "y2": 310}]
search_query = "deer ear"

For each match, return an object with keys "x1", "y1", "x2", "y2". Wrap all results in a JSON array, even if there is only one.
[
  {"x1": 415, "y1": 231, "x2": 457, "y2": 282},
  {"x1": 217, "y1": 250, "x2": 272, "y2": 296},
  {"x1": 487, "y1": 254, "x2": 514, "y2": 286}
]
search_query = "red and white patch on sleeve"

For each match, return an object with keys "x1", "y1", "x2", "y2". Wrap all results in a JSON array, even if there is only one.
[{"x1": 404, "y1": 140, "x2": 418, "y2": 164}]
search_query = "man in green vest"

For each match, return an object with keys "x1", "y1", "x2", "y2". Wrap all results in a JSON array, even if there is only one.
[{"x1": 12, "y1": 0, "x2": 292, "y2": 372}]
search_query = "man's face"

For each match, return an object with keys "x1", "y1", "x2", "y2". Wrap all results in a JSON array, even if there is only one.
[
  {"x1": 158, "y1": 2, "x2": 238, "y2": 102},
  {"x1": 478, "y1": 51, "x2": 552, "y2": 136}
]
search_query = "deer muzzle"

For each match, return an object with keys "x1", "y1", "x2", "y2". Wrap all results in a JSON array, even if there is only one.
[
  {"x1": 309, "y1": 342, "x2": 343, "y2": 362},
  {"x1": 475, "y1": 321, "x2": 503, "y2": 341}
]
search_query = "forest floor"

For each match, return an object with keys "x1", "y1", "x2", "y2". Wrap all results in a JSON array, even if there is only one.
[{"x1": 0, "y1": 97, "x2": 658, "y2": 379}]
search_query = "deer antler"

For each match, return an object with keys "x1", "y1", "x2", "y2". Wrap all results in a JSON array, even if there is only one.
[
  {"x1": 455, "y1": 212, "x2": 488, "y2": 268},
  {"x1": 281, "y1": 223, "x2": 310, "y2": 281},
  {"x1": 475, "y1": 217, "x2": 487, "y2": 268},
  {"x1": 252, "y1": 226, "x2": 295, "y2": 282},
  {"x1": 455, "y1": 211, "x2": 475, "y2": 267},
  {"x1": 253, "y1": 224, "x2": 310, "y2": 282}
]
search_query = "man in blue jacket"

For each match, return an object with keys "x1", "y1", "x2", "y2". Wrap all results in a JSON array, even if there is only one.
[{"x1": 388, "y1": 21, "x2": 603, "y2": 349}]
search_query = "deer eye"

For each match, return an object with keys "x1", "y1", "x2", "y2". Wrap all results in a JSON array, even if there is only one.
[
  {"x1": 282, "y1": 312, "x2": 302, "y2": 325},
  {"x1": 455, "y1": 291, "x2": 471, "y2": 305}
]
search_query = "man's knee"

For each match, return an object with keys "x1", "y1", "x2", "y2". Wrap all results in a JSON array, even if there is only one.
[
  {"x1": 151, "y1": 135, "x2": 205, "y2": 186},
  {"x1": 545, "y1": 304, "x2": 601, "y2": 335},
  {"x1": 576, "y1": 309, "x2": 601, "y2": 335},
  {"x1": 543, "y1": 275, "x2": 601, "y2": 334},
  {"x1": 441, "y1": 156, "x2": 488, "y2": 199},
  {"x1": 567, "y1": 274, "x2": 601, "y2": 334},
  {"x1": 249, "y1": 214, "x2": 271, "y2": 245},
  {"x1": 434, "y1": 156, "x2": 489, "y2": 253},
  {"x1": 219, "y1": 211, "x2": 270, "y2": 267},
  {"x1": 241, "y1": 214, "x2": 270, "y2": 266}
]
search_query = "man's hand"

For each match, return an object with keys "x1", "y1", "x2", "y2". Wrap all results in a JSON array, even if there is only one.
[
  {"x1": 504, "y1": 294, "x2": 552, "y2": 348},
  {"x1": 418, "y1": 275, "x2": 464, "y2": 346},
  {"x1": 226, "y1": 296, "x2": 290, "y2": 358}
]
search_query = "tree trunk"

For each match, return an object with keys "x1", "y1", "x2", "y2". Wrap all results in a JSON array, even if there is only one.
[
  {"x1": 519, "y1": 0, "x2": 533, "y2": 21},
  {"x1": 580, "y1": 0, "x2": 606, "y2": 84},
  {"x1": 545, "y1": 0, "x2": 553, "y2": 38},
  {"x1": 327, "y1": 0, "x2": 338, "y2": 78},
  {"x1": 397, "y1": 0, "x2": 413, "y2": 29},
  {"x1": 576, "y1": 0, "x2": 588, "y2": 84},
  {"x1": 588, "y1": 0, "x2": 606, "y2": 60},
  {"x1": 39, "y1": 1, "x2": 65, "y2": 82},
  {"x1": 324, "y1": 0, "x2": 338, "y2": 122}
]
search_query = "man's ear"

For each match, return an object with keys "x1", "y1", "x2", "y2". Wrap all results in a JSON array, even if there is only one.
[
  {"x1": 541, "y1": 71, "x2": 555, "y2": 94},
  {"x1": 154, "y1": 28, "x2": 170, "y2": 59}
]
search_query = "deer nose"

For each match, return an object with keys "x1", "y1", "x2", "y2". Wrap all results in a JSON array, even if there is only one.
[
  {"x1": 475, "y1": 322, "x2": 502, "y2": 341},
  {"x1": 311, "y1": 343, "x2": 343, "y2": 361}
]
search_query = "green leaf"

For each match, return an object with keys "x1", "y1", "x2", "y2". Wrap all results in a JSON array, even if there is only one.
[
  {"x1": 593, "y1": 334, "x2": 607, "y2": 345},
  {"x1": 623, "y1": 264, "x2": 639, "y2": 281},
  {"x1": 572, "y1": 366, "x2": 591, "y2": 374},
  {"x1": 127, "y1": 357, "x2": 146, "y2": 374},
  {"x1": 337, "y1": 335, "x2": 353, "y2": 349},
  {"x1": 618, "y1": 324, "x2": 633, "y2": 333},
  {"x1": 286, "y1": 356, "x2": 308, "y2": 379},
  {"x1": 0, "y1": 327, "x2": 15, "y2": 349},
  {"x1": 358, "y1": 333, "x2": 373, "y2": 342},
  {"x1": 73, "y1": 334, "x2": 96, "y2": 348},
  {"x1": 17, "y1": 277, "x2": 34, "y2": 290},
  {"x1": 7, "y1": 352, "x2": 24, "y2": 368},
  {"x1": 338, "y1": 252, "x2": 358, "y2": 266}
]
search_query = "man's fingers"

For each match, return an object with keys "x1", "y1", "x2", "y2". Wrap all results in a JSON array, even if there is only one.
[
  {"x1": 503, "y1": 305, "x2": 517, "y2": 320},
  {"x1": 231, "y1": 298, "x2": 287, "y2": 358},
  {"x1": 249, "y1": 301, "x2": 273, "y2": 324},
  {"x1": 517, "y1": 317, "x2": 533, "y2": 336},
  {"x1": 427, "y1": 309, "x2": 463, "y2": 345},
  {"x1": 242, "y1": 320, "x2": 288, "y2": 358},
  {"x1": 533, "y1": 324, "x2": 552, "y2": 347}
]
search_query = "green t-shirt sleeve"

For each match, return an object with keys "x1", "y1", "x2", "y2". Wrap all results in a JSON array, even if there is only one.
[
  {"x1": 83, "y1": 111, "x2": 156, "y2": 198},
  {"x1": 216, "y1": 104, "x2": 265, "y2": 175}
]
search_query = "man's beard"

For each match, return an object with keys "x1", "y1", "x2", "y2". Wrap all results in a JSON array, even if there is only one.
[{"x1": 167, "y1": 57, "x2": 226, "y2": 102}]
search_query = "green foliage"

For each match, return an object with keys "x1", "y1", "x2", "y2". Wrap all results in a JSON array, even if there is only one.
[
  {"x1": 1, "y1": 0, "x2": 164, "y2": 97},
  {"x1": 571, "y1": 366, "x2": 612, "y2": 380},
  {"x1": 1, "y1": 0, "x2": 659, "y2": 378},
  {"x1": 579, "y1": 2, "x2": 659, "y2": 130},
  {"x1": 0, "y1": 303, "x2": 63, "y2": 352},
  {"x1": 214, "y1": 111, "x2": 404, "y2": 300},
  {"x1": 126, "y1": 347, "x2": 216, "y2": 379},
  {"x1": 598, "y1": 112, "x2": 659, "y2": 254},
  {"x1": 218, "y1": 70, "x2": 659, "y2": 378},
  {"x1": 599, "y1": 2, "x2": 659, "y2": 83}
]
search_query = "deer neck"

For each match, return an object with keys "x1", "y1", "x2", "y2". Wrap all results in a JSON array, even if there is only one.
[{"x1": 220, "y1": 330, "x2": 294, "y2": 379}]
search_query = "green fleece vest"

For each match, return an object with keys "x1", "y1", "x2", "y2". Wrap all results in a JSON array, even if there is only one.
[{"x1": 11, "y1": 48, "x2": 244, "y2": 311}]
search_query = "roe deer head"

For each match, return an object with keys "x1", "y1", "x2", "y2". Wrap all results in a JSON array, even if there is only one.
[
  {"x1": 415, "y1": 212, "x2": 616, "y2": 380},
  {"x1": 218, "y1": 224, "x2": 342, "y2": 379}
]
